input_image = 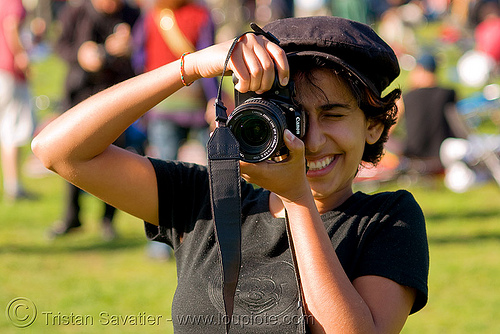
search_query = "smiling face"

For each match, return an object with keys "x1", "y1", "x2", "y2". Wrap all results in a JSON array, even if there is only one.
[{"x1": 294, "y1": 68, "x2": 383, "y2": 209}]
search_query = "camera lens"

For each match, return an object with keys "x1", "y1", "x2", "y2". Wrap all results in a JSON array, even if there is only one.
[
  {"x1": 228, "y1": 99, "x2": 287, "y2": 162},
  {"x1": 238, "y1": 117, "x2": 270, "y2": 147}
]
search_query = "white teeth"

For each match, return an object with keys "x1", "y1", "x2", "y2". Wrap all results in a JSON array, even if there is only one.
[{"x1": 307, "y1": 156, "x2": 334, "y2": 171}]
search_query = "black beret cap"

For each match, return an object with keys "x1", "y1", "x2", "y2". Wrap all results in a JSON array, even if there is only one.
[{"x1": 263, "y1": 16, "x2": 400, "y2": 96}]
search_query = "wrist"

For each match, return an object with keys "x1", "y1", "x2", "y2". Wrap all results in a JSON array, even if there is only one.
[
  {"x1": 280, "y1": 190, "x2": 320, "y2": 226},
  {"x1": 278, "y1": 183, "x2": 314, "y2": 207},
  {"x1": 179, "y1": 52, "x2": 202, "y2": 86}
]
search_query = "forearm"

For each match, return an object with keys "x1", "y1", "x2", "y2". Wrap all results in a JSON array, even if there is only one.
[{"x1": 283, "y1": 198, "x2": 376, "y2": 333}]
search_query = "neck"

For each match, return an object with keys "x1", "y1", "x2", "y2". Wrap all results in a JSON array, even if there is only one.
[{"x1": 313, "y1": 188, "x2": 353, "y2": 214}]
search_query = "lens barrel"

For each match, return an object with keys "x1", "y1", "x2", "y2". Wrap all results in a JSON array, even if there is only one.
[{"x1": 228, "y1": 98, "x2": 287, "y2": 162}]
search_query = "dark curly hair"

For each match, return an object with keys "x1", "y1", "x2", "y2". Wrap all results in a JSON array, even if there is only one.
[{"x1": 289, "y1": 56, "x2": 400, "y2": 166}]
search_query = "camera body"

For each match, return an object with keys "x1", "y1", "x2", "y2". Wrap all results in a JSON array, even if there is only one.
[{"x1": 227, "y1": 76, "x2": 306, "y2": 162}]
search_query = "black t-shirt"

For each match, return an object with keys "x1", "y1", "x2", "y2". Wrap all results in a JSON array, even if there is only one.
[
  {"x1": 403, "y1": 87, "x2": 456, "y2": 158},
  {"x1": 145, "y1": 159, "x2": 429, "y2": 333}
]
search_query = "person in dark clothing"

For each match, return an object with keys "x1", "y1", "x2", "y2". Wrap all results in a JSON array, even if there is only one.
[
  {"x1": 48, "y1": 0, "x2": 140, "y2": 240},
  {"x1": 33, "y1": 16, "x2": 429, "y2": 333},
  {"x1": 399, "y1": 53, "x2": 459, "y2": 175}
]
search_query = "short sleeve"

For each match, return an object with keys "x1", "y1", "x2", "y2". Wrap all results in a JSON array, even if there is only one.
[
  {"x1": 354, "y1": 190, "x2": 429, "y2": 314},
  {"x1": 144, "y1": 158, "x2": 211, "y2": 250}
]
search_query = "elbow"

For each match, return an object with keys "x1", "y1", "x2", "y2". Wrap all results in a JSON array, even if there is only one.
[{"x1": 31, "y1": 135, "x2": 57, "y2": 172}]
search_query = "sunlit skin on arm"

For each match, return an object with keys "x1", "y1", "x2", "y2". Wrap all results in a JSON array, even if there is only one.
[{"x1": 32, "y1": 35, "x2": 289, "y2": 226}]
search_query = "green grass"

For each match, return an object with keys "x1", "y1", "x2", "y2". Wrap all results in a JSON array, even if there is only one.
[
  {"x1": 0, "y1": 172, "x2": 177, "y2": 333},
  {"x1": 401, "y1": 182, "x2": 500, "y2": 333},
  {"x1": 2, "y1": 169, "x2": 500, "y2": 333}
]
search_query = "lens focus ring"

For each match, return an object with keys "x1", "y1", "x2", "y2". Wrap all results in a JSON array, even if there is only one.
[{"x1": 228, "y1": 98, "x2": 287, "y2": 162}]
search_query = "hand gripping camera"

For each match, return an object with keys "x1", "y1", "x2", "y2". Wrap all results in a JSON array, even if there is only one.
[{"x1": 227, "y1": 76, "x2": 306, "y2": 162}]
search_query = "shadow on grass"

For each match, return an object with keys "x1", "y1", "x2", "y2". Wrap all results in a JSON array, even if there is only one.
[
  {"x1": 428, "y1": 232, "x2": 500, "y2": 244},
  {"x1": 424, "y1": 208, "x2": 500, "y2": 223},
  {"x1": 0, "y1": 235, "x2": 149, "y2": 255},
  {"x1": 425, "y1": 207, "x2": 500, "y2": 244}
]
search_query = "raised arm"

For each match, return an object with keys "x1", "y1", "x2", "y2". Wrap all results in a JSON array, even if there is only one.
[
  {"x1": 32, "y1": 59, "x2": 184, "y2": 224},
  {"x1": 32, "y1": 34, "x2": 289, "y2": 225}
]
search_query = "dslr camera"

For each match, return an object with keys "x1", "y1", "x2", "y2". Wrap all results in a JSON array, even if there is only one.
[{"x1": 227, "y1": 75, "x2": 306, "y2": 162}]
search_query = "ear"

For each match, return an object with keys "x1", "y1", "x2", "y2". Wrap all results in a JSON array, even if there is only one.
[{"x1": 365, "y1": 119, "x2": 384, "y2": 145}]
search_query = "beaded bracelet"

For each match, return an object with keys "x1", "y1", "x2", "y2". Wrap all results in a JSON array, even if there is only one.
[{"x1": 180, "y1": 52, "x2": 192, "y2": 86}]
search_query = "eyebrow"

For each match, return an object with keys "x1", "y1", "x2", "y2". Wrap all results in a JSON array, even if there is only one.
[
  {"x1": 294, "y1": 101, "x2": 354, "y2": 114},
  {"x1": 316, "y1": 103, "x2": 352, "y2": 112}
]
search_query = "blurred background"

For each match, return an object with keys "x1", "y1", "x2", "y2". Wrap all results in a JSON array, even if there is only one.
[{"x1": 1, "y1": 0, "x2": 500, "y2": 333}]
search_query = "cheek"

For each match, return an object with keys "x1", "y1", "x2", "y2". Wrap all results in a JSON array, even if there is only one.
[{"x1": 329, "y1": 122, "x2": 367, "y2": 156}]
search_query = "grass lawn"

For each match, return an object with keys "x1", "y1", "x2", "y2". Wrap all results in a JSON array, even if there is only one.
[
  {"x1": 401, "y1": 181, "x2": 500, "y2": 333},
  {"x1": 0, "y1": 171, "x2": 177, "y2": 334}
]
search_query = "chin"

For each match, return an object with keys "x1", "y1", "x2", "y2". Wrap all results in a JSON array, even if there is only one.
[{"x1": 310, "y1": 179, "x2": 353, "y2": 201}]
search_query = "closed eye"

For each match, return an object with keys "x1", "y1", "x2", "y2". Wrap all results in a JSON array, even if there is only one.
[
  {"x1": 324, "y1": 112, "x2": 345, "y2": 118},
  {"x1": 303, "y1": 102, "x2": 353, "y2": 120},
  {"x1": 319, "y1": 103, "x2": 351, "y2": 115}
]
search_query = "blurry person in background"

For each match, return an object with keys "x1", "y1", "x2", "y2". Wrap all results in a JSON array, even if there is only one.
[
  {"x1": 132, "y1": 0, "x2": 217, "y2": 164},
  {"x1": 377, "y1": 0, "x2": 420, "y2": 57},
  {"x1": 398, "y1": 53, "x2": 461, "y2": 175},
  {"x1": 0, "y1": 0, "x2": 36, "y2": 203},
  {"x1": 47, "y1": 0, "x2": 140, "y2": 240},
  {"x1": 132, "y1": 0, "x2": 218, "y2": 259}
]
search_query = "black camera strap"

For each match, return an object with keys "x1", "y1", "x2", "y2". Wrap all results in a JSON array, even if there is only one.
[
  {"x1": 207, "y1": 24, "x2": 280, "y2": 333},
  {"x1": 207, "y1": 126, "x2": 240, "y2": 333},
  {"x1": 207, "y1": 127, "x2": 240, "y2": 330}
]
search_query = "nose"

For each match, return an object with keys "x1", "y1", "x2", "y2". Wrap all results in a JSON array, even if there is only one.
[{"x1": 304, "y1": 116, "x2": 326, "y2": 154}]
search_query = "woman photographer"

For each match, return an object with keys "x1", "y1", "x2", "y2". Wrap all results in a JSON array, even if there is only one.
[{"x1": 32, "y1": 16, "x2": 429, "y2": 334}]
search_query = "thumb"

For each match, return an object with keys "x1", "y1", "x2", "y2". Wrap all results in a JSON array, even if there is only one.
[{"x1": 284, "y1": 129, "x2": 304, "y2": 156}]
